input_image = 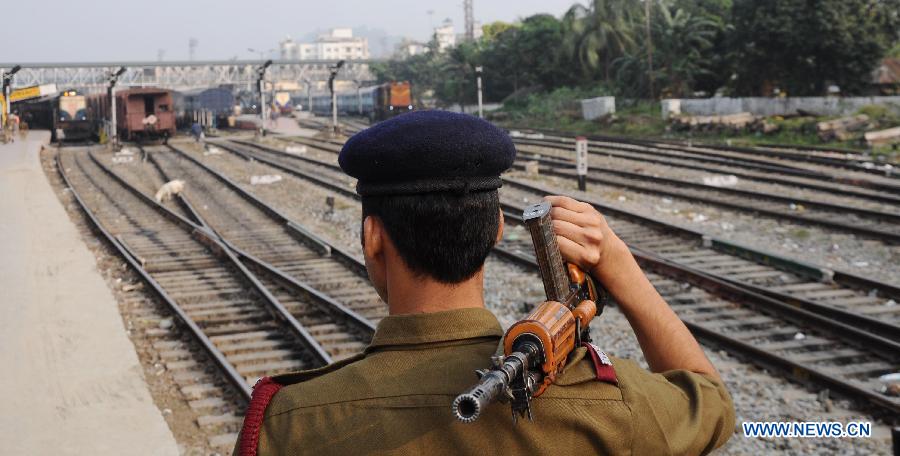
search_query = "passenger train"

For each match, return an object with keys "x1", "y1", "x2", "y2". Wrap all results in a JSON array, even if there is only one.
[{"x1": 310, "y1": 82, "x2": 413, "y2": 121}]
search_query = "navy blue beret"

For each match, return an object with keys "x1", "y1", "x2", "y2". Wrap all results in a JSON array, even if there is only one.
[{"x1": 339, "y1": 110, "x2": 516, "y2": 196}]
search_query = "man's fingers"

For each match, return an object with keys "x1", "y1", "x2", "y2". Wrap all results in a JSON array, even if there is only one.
[
  {"x1": 545, "y1": 195, "x2": 592, "y2": 213},
  {"x1": 556, "y1": 236, "x2": 597, "y2": 269},
  {"x1": 550, "y1": 206, "x2": 599, "y2": 228},
  {"x1": 552, "y1": 219, "x2": 593, "y2": 247}
]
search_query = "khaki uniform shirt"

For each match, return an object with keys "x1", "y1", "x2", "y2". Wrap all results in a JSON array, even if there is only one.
[{"x1": 244, "y1": 308, "x2": 735, "y2": 455}]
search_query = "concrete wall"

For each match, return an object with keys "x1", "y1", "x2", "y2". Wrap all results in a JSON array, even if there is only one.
[
  {"x1": 662, "y1": 96, "x2": 900, "y2": 119},
  {"x1": 581, "y1": 96, "x2": 616, "y2": 120},
  {"x1": 443, "y1": 103, "x2": 502, "y2": 114}
]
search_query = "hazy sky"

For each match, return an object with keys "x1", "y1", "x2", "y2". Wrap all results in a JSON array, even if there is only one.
[{"x1": 1, "y1": 0, "x2": 580, "y2": 62}]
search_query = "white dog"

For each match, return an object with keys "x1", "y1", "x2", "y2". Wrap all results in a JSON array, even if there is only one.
[{"x1": 154, "y1": 179, "x2": 185, "y2": 203}]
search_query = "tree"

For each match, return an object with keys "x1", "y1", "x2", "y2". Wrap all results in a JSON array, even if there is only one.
[
  {"x1": 479, "y1": 14, "x2": 575, "y2": 99},
  {"x1": 562, "y1": 0, "x2": 640, "y2": 82},
  {"x1": 729, "y1": 0, "x2": 900, "y2": 96},
  {"x1": 481, "y1": 21, "x2": 516, "y2": 41},
  {"x1": 614, "y1": 5, "x2": 719, "y2": 97},
  {"x1": 652, "y1": 7, "x2": 719, "y2": 96}
]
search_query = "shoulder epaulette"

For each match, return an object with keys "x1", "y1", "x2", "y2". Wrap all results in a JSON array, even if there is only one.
[{"x1": 237, "y1": 377, "x2": 284, "y2": 456}]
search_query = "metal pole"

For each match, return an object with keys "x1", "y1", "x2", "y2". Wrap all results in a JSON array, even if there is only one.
[
  {"x1": 328, "y1": 60, "x2": 345, "y2": 135},
  {"x1": 259, "y1": 77, "x2": 266, "y2": 133},
  {"x1": 2, "y1": 72, "x2": 8, "y2": 125},
  {"x1": 357, "y1": 86, "x2": 362, "y2": 115},
  {"x1": 257, "y1": 60, "x2": 272, "y2": 135},
  {"x1": 475, "y1": 66, "x2": 484, "y2": 118},
  {"x1": 332, "y1": 89, "x2": 338, "y2": 131},
  {"x1": 3, "y1": 82, "x2": 9, "y2": 127},
  {"x1": 645, "y1": 0, "x2": 655, "y2": 99},
  {"x1": 306, "y1": 83, "x2": 312, "y2": 113},
  {"x1": 575, "y1": 136, "x2": 588, "y2": 191},
  {"x1": 108, "y1": 67, "x2": 126, "y2": 148},
  {"x1": 2, "y1": 67, "x2": 19, "y2": 127},
  {"x1": 110, "y1": 86, "x2": 118, "y2": 147}
]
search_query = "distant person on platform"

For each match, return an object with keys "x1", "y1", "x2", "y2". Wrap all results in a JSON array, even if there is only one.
[
  {"x1": 191, "y1": 122, "x2": 205, "y2": 145},
  {"x1": 10, "y1": 111, "x2": 20, "y2": 142}
]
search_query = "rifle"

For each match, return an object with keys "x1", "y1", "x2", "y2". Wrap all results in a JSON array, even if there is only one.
[{"x1": 452, "y1": 201, "x2": 606, "y2": 423}]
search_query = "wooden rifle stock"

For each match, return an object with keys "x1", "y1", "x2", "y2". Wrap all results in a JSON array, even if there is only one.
[{"x1": 452, "y1": 201, "x2": 604, "y2": 423}]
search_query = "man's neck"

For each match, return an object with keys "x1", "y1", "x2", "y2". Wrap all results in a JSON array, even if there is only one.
[{"x1": 386, "y1": 270, "x2": 486, "y2": 315}]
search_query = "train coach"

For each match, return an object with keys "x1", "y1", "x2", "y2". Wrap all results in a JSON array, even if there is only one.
[
  {"x1": 311, "y1": 81, "x2": 413, "y2": 121},
  {"x1": 88, "y1": 88, "x2": 176, "y2": 141},
  {"x1": 174, "y1": 87, "x2": 236, "y2": 129}
]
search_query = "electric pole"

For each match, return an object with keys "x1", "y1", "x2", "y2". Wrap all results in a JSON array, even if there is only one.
[
  {"x1": 257, "y1": 60, "x2": 272, "y2": 135},
  {"x1": 475, "y1": 66, "x2": 484, "y2": 118},
  {"x1": 302, "y1": 77, "x2": 313, "y2": 112},
  {"x1": 328, "y1": 60, "x2": 345, "y2": 135},
  {"x1": 108, "y1": 67, "x2": 127, "y2": 148},
  {"x1": 2, "y1": 65, "x2": 21, "y2": 127},
  {"x1": 464, "y1": 0, "x2": 475, "y2": 42},
  {"x1": 645, "y1": 0, "x2": 654, "y2": 99}
]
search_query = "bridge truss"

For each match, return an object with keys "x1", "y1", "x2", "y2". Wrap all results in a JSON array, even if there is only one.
[{"x1": 0, "y1": 60, "x2": 377, "y2": 93}]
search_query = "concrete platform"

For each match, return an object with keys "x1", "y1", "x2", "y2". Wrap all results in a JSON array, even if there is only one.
[
  {"x1": 270, "y1": 115, "x2": 317, "y2": 136},
  {"x1": 0, "y1": 132, "x2": 179, "y2": 455}
]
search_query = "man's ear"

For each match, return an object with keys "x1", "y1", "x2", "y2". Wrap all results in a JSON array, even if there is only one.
[
  {"x1": 496, "y1": 209, "x2": 505, "y2": 244},
  {"x1": 363, "y1": 215, "x2": 384, "y2": 260}
]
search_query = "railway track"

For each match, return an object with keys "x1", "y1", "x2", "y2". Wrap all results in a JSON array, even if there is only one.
[
  {"x1": 515, "y1": 138, "x2": 900, "y2": 207},
  {"x1": 58, "y1": 148, "x2": 325, "y2": 448},
  {"x1": 513, "y1": 136, "x2": 900, "y2": 207},
  {"x1": 509, "y1": 144, "x2": 900, "y2": 244},
  {"x1": 60, "y1": 145, "x2": 385, "y2": 449},
  {"x1": 210, "y1": 136, "x2": 900, "y2": 416},
  {"x1": 258, "y1": 136, "x2": 900, "y2": 337},
  {"x1": 510, "y1": 128, "x2": 900, "y2": 186},
  {"x1": 145, "y1": 144, "x2": 386, "y2": 328}
]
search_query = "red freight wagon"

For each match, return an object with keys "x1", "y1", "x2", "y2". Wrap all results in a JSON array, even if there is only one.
[{"x1": 88, "y1": 88, "x2": 176, "y2": 141}]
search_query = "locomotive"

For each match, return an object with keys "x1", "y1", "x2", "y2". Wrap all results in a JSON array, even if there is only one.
[{"x1": 14, "y1": 89, "x2": 93, "y2": 141}]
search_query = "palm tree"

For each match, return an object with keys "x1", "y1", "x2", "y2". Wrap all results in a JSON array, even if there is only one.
[
  {"x1": 612, "y1": 5, "x2": 719, "y2": 98},
  {"x1": 653, "y1": 7, "x2": 718, "y2": 97},
  {"x1": 563, "y1": 0, "x2": 640, "y2": 82}
]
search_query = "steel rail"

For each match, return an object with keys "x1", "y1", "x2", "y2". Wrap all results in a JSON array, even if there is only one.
[
  {"x1": 512, "y1": 137, "x2": 900, "y2": 206},
  {"x1": 158, "y1": 144, "x2": 375, "y2": 334},
  {"x1": 56, "y1": 151, "x2": 252, "y2": 401},
  {"x1": 516, "y1": 148, "x2": 900, "y2": 223},
  {"x1": 508, "y1": 157, "x2": 900, "y2": 244},
  {"x1": 228, "y1": 137, "x2": 900, "y2": 342},
  {"x1": 237, "y1": 139, "x2": 900, "y2": 302},
  {"x1": 88, "y1": 149, "x2": 334, "y2": 366},
  {"x1": 211, "y1": 140, "x2": 359, "y2": 200},
  {"x1": 509, "y1": 126, "x2": 900, "y2": 191},
  {"x1": 501, "y1": 177, "x2": 900, "y2": 342}
]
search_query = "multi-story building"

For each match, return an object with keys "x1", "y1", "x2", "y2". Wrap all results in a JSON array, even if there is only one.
[
  {"x1": 396, "y1": 39, "x2": 427, "y2": 59},
  {"x1": 434, "y1": 20, "x2": 456, "y2": 53},
  {"x1": 280, "y1": 28, "x2": 370, "y2": 61}
]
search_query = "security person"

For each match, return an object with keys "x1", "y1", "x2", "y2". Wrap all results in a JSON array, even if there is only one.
[{"x1": 234, "y1": 111, "x2": 735, "y2": 455}]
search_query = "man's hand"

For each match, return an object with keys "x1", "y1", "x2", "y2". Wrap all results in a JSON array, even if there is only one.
[
  {"x1": 544, "y1": 194, "x2": 720, "y2": 380},
  {"x1": 545, "y1": 195, "x2": 626, "y2": 278}
]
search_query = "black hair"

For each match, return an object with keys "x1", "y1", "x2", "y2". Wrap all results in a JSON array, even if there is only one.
[{"x1": 362, "y1": 190, "x2": 500, "y2": 284}]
